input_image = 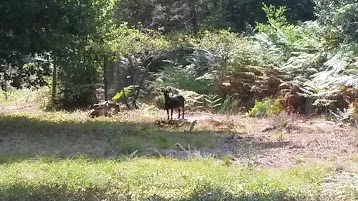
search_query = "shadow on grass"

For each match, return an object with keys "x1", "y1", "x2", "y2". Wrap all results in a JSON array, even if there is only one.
[{"x1": 0, "y1": 114, "x2": 292, "y2": 163}]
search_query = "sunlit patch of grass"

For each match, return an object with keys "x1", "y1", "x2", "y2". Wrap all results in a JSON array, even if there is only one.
[
  {"x1": 0, "y1": 88, "x2": 34, "y2": 104},
  {"x1": 0, "y1": 110, "x2": 88, "y2": 125},
  {"x1": 0, "y1": 157, "x2": 333, "y2": 201},
  {"x1": 271, "y1": 132, "x2": 287, "y2": 142}
]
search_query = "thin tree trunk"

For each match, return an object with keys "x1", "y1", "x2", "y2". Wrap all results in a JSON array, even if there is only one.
[
  {"x1": 4, "y1": 64, "x2": 10, "y2": 101},
  {"x1": 127, "y1": 54, "x2": 136, "y2": 85},
  {"x1": 52, "y1": 64, "x2": 57, "y2": 104},
  {"x1": 188, "y1": 0, "x2": 198, "y2": 34},
  {"x1": 103, "y1": 55, "x2": 108, "y2": 101},
  {"x1": 3, "y1": 80, "x2": 8, "y2": 101},
  {"x1": 132, "y1": 61, "x2": 153, "y2": 109}
]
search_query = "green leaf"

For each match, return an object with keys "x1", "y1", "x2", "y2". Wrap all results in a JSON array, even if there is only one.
[{"x1": 112, "y1": 85, "x2": 135, "y2": 101}]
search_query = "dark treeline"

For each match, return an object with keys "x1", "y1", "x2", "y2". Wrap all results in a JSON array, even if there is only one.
[{"x1": 114, "y1": 0, "x2": 315, "y2": 33}]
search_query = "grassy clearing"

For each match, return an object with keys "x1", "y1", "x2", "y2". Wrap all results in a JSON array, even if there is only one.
[
  {"x1": 1, "y1": 89, "x2": 358, "y2": 200},
  {"x1": 0, "y1": 156, "x2": 332, "y2": 201},
  {"x1": 0, "y1": 111, "x2": 222, "y2": 158}
]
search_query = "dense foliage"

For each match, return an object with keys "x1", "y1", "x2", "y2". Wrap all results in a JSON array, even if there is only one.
[{"x1": 0, "y1": 0, "x2": 357, "y2": 113}]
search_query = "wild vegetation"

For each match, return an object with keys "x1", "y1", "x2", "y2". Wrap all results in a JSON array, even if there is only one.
[
  {"x1": 1, "y1": 0, "x2": 358, "y2": 200},
  {"x1": 0, "y1": 87, "x2": 358, "y2": 200}
]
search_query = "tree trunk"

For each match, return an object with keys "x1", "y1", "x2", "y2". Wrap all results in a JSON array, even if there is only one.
[
  {"x1": 103, "y1": 55, "x2": 109, "y2": 101},
  {"x1": 188, "y1": 0, "x2": 198, "y2": 34},
  {"x1": 52, "y1": 64, "x2": 57, "y2": 104},
  {"x1": 127, "y1": 54, "x2": 136, "y2": 85},
  {"x1": 132, "y1": 61, "x2": 153, "y2": 109},
  {"x1": 2, "y1": 80, "x2": 8, "y2": 101}
]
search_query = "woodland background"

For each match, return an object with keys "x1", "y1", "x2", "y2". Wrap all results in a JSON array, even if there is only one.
[{"x1": 1, "y1": 0, "x2": 357, "y2": 116}]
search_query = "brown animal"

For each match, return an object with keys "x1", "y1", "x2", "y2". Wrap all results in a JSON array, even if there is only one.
[
  {"x1": 88, "y1": 102, "x2": 110, "y2": 118},
  {"x1": 88, "y1": 101, "x2": 120, "y2": 118},
  {"x1": 161, "y1": 87, "x2": 185, "y2": 120}
]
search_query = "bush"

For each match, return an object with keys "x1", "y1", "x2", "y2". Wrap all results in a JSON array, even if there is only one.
[
  {"x1": 57, "y1": 85, "x2": 98, "y2": 109},
  {"x1": 271, "y1": 98, "x2": 285, "y2": 115},
  {"x1": 248, "y1": 98, "x2": 284, "y2": 117},
  {"x1": 249, "y1": 98, "x2": 272, "y2": 117},
  {"x1": 154, "y1": 65, "x2": 213, "y2": 94}
]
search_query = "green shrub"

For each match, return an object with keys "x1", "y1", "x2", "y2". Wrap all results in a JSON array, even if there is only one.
[
  {"x1": 249, "y1": 98, "x2": 284, "y2": 117},
  {"x1": 249, "y1": 98, "x2": 272, "y2": 117},
  {"x1": 154, "y1": 66, "x2": 213, "y2": 95},
  {"x1": 271, "y1": 98, "x2": 285, "y2": 115}
]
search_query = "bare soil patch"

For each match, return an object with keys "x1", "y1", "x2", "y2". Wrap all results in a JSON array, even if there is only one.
[{"x1": 153, "y1": 112, "x2": 358, "y2": 169}]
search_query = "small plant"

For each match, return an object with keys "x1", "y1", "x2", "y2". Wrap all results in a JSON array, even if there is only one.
[
  {"x1": 249, "y1": 98, "x2": 272, "y2": 117},
  {"x1": 249, "y1": 98, "x2": 284, "y2": 117},
  {"x1": 222, "y1": 155, "x2": 232, "y2": 166},
  {"x1": 271, "y1": 132, "x2": 286, "y2": 142},
  {"x1": 328, "y1": 101, "x2": 358, "y2": 125},
  {"x1": 153, "y1": 95, "x2": 165, "y2": 109},
  {"x1": 203, "y1": 94, "x2": 222, "y2": 112},
  {"x1": 188, "y1": 120, "x2": 197, "y2": 132},
  {"x1": 247, "y1": 156, "x2": 260, "y2": 169},
  {"x1": 269, "y1": 113, "x2": 289, "y2": 130},
  {"x1": 270, "y1": 98, "x2": 285, "y2": 115},
  {"x1": 350, "y1": 154, "x2": 358, "y2": 163}
]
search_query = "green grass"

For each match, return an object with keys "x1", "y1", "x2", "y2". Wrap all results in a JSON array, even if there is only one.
[
  {"x1": 0, "y1": 156, "x2": 332, "y2": 201},
  {"x1": 0, "y1": 111, "x2": 222, "y2": 158},
  {"x1": 1, "y1": 92, "x2": 357, "y2": 200},
  {"x1": 0, "y1": 87, "x2": 50, "y2": 108}
]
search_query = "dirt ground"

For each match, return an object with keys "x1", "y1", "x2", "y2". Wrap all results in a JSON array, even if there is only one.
[
  {"x1": 157, "y1": 112, "x2": 358, "y2": 169},
  {"x1": 1, "y1": 103, "x2": 358, "y2": 169}
]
